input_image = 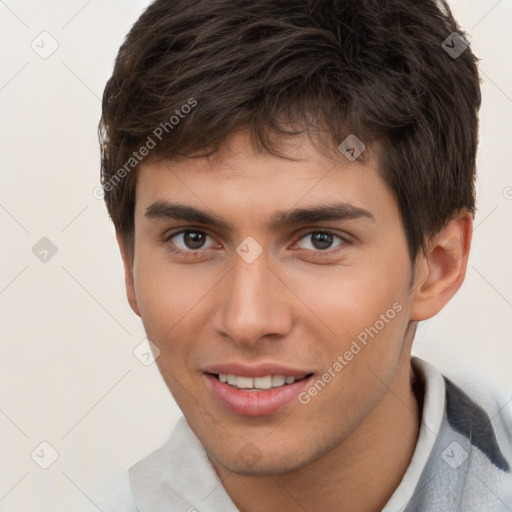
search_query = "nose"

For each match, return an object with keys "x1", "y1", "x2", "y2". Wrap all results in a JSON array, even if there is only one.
[{"x1": 211, "y1": 249, "x2": 293, "y2": 347}]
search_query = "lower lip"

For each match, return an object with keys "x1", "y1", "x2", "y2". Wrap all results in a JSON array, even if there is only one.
[{"x1": 204, "y1": 374, "x2": 313, "y2": 417}]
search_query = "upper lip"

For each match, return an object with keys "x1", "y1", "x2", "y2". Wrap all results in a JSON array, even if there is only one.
[{"x1": 203, "y1": 362, "x2": 313, "y2": 379}]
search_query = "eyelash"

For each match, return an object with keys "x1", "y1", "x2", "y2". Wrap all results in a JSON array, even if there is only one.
[{"x1": 163, "y1": 229, "x2": 350, "y2": 259}]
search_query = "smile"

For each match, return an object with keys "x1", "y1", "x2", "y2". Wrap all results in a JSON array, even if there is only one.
[
  {"x1": 215, "y1": 373, "x2": 309, "y2": 390},
  {"x1": 204, "y1": 372, "x2": 314, "y2": 416}
]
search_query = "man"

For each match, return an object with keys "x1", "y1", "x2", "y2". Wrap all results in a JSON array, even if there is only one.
[{"x1": 99, "y1": 0, "x2": 512, "y2": 510}]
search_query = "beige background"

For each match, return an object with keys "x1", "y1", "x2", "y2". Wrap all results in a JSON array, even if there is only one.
[{"x1": 1, "y1": 0, "x2": 511, "y2": 510}]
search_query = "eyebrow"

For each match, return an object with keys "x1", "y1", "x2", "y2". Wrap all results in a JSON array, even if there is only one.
[{"x1": 144, "y1": 200, "x2": 375, "y2": 231}]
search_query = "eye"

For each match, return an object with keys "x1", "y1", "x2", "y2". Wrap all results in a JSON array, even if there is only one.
[
  {"x1": 165, "y1": 229, "x2": 218, "y2": 252},
  {"x1": 295, "y1": 230, "x2": 346, "y2": 252}
]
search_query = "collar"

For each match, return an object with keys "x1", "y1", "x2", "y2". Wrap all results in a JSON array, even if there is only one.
[
  {"x1": 129, "y1": 415, "x2": 239, "y2": 511},
  {"x1": 382, "y1": 356, "x2": 446, "y2": 511}
]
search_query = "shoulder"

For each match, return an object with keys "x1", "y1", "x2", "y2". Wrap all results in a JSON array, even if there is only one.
[
  {"x1": 443, "y1": 373, "x2": 512, "y2": 473},
  {"x1": 413, "y1": 358, "x2": 512, "y2": 511}
]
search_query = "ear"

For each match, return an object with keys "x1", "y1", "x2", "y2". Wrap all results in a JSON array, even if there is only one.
[
  {"x1": 115, "y1": 230, "x2": 141, "y2": 317},
  {"x1": 409, "y1": 211, "x2": 473, "y2": 321}
]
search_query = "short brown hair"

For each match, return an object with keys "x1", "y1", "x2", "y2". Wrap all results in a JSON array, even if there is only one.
[{"x1": 99, "y1": 0, "x2": 481, "y2": 262}]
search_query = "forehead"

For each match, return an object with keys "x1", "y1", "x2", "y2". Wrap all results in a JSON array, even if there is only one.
[{"x1": 134, "y1": 129, "x2": 396, "y2": 224}]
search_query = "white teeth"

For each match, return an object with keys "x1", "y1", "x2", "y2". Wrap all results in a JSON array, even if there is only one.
[
  {"x1": 254, "y1": 376, "x2": 272, "y2": 389},
  {"x1": 271, "y1": 375, "x2": 286, "y2": 387},
  {"x1": 217, "y1": 373, "x2": 301, "y2": 390},
  {"x1": 237, "y1": 377, "x2": 254, "y2": 389}
]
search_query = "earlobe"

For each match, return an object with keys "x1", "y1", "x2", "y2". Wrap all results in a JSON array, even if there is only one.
[
  {"x1": 115, "y1": 230, "x2": 141, "y2": 317},
  {"x1": 410, "y1": 212, "x2": 473, "y2": 321}
]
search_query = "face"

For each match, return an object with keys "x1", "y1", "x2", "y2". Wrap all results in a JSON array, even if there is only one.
[{"x1": 126, "y1": 129, "x2": 417, "y2": 475}]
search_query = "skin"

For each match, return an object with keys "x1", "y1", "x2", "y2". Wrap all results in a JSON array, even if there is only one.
[{"x1": 117, "y1": 128, "x2": 473, "y2": 512}]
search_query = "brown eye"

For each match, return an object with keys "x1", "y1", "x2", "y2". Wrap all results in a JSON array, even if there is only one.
[
  {"x1": 167, "y1": 230, "x2": 215, "y2": 251},
  {"x1": 296, "y1": 231, "x2": 344, "y2": 251},
  {"x1": 182, "y1": 231, "x2": 206, "y2": 249}
]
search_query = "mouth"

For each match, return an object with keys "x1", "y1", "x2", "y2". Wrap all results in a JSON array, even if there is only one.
[
  {"x1": 207, "y1": 372, "x2": 313, "y2": 391},
  {"x1": 204, "y1": 371, "x2": 315, "y2": 417}
]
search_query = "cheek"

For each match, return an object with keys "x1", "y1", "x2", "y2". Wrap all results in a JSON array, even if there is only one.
[
  {"x1": 288, "y1": 258, "x2": 410, "y2": 371},
  {"x1": 132, "y1": 255, "x2": 200, "y2": 339},
  {"x1": 131, "y1": 249, "x2": 226, "y2": 373},
  {"x1": 293, "y1": 261, "x2": 407, "y2": 327}
]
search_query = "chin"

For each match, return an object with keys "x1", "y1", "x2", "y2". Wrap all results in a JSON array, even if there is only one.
[{"x1": 208, "y1": 444, "x2": 315, "y2": 477}]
